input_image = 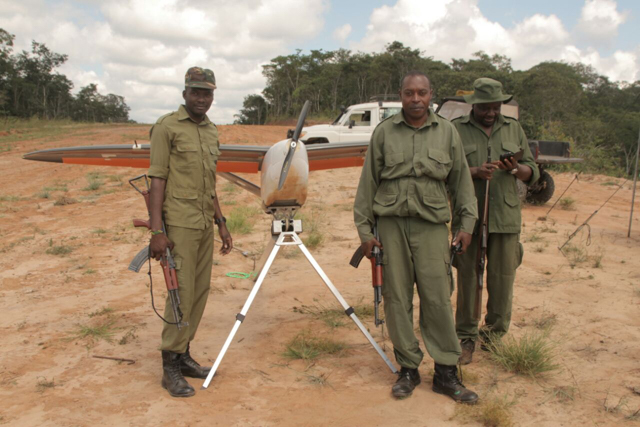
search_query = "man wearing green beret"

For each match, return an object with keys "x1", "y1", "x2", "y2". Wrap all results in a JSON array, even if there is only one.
[
  {"x1": 452, "y1": 78, "x2": 539, "y2": 365},
  {"x1": 354, "y1": 71, "x2": 479, "y2": 403},
  {"x1": 148, "y1": 66, "x2": 233, "y2": 397}
]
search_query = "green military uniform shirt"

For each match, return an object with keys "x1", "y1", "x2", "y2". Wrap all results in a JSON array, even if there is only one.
[
  {"x1": 148, "y1": 104, "x2": 220, "y2": 230},
  {"x1": 354, "y1": 109, "x2": 478, "y2": 243},
  {"x1": 452, "y1": 113, "x2": 539, "y2": 234}
]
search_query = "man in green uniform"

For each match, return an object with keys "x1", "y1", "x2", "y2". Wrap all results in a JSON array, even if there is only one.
[
  {"x1": 354, "y1": 71, "x2": 479, "y2": 403},
  {"x1": 453, "y1": 78, "x2": 539, "y2": 365},
  {"x1": 148, "y1": 67, "x2": 233, "y2": 397}
]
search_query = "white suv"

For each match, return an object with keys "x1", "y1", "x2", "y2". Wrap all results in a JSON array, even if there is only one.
[{"x1": 300, "y1": 101, "x2": 403, "y2": 144}]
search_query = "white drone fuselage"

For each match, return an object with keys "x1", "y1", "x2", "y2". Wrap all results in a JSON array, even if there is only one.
[{"x1": 260, "y1": 139, "x2": 309, "y2": 216}]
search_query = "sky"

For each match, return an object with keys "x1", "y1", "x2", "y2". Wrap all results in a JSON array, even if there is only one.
[{"x1": 0, "y1": 0, "x2": 638, "y2": 124}]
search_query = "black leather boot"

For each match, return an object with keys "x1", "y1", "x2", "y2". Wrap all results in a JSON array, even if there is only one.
[
  {"x1": 392, "y1": 367, "x2": 421, "y2": 399},
  {"x1": 161, "y1": 351, "x2": 195, "y2": 397},
  {"x1": 432, "y1": 363, "x2": 478, "y2": 404},
  {"x1": 180, "y1": 344, "x2": 212, "y2": 379}
]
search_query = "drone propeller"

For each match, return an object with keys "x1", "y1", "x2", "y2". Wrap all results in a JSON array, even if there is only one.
[{"x1": 278, "y1": 100, "x2": 311, "y2": 190}]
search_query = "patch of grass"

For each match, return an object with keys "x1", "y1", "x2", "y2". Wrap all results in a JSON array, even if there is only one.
[
  {"x1": 601, "y1": 180, "x2": 617, "y2": 186},
  {"x1": 535, "y1": 223, "x2": 558, "y2": 234},
  {"x1": 487, "y1": 332, "x2": 559, "y2": 377},
  {"x1": 118, "y1": 328, "x2": 138, "y2": 345},
  {"x1": 226, "y1": 206, "x2": 260, "y2": 234},
  {"x1": 83, "y1": 268, "x2": 96, "y2": 275},
  {"x1": 283, "y1": 331, "x2": 347, "y2": 361},
  {"x1": 532, "y1": 311, "x2": 557, "y2": 331},
  {"x1": 603, "y1": 391, "x2": 627, "y2": 414},
  {"x1": 455, "y1": 394, "x2": 514, "y2": 427},
  {"x1": 36, "y1": 189, "x2": 50, "y2": 199},
  {"x1": 44, "y1": 184, "x2": 68, "y2": 192},
  {"x1": 558, "y1": 197, "x2": 576, "y2": 211},
  {"x1": 222, "y1": 199, "x2": 237, "y2": 206},
  {"x1": 545, "y1": 385, "x2": 577, "y2": 403},
  {"x1": 294, "y1": 299, "x2": 372, "y2": 328},
  {"x1": 306, "y1": 372, "x2": 332, "y2": 387},
  {"x1": 298, "y1": 210, "x2": 325, "y2": 249},
  {"x1": 45, "y1": 239, "x2": 73, "y2": 256},
  {"x1": 53, "y1": 196, "x2": 77, "y2": 206},
  {"x1": 88, "y1": 307, "x2": 114, "y2": 317},
  {"x1": 533, "y1": 244, "x2": 546, "y2": 253},
  {"x1": 91, "y1": 228, "x2": 107, "y2": 234},
  {"x1": 36, "y1": 377, "x2": 56, "y2": 393},
  {"x1": 562, "y1": 244, "x2": 587, "y2": 268},
  {"x1": 83, "y1": 179, "x2": 103, "y2": 191},
  {"x1": 590, "y1": 249, "x2": 604, "y2": 268},
  {"x1": 107, "y1": 174, "x2": 122, "y2": 183},
  {"x1": 221, "y1": 182, "x2": 239, "y2": 193},
  {"x1": 0, "y1": 195, "x2": 20, "y2": 202},
  {"x1": 526, "y1": 233, "x2": 544, "y2": 243},
  {"x1": 71, "y1": 319, "x2": 117, "y2": 343}
]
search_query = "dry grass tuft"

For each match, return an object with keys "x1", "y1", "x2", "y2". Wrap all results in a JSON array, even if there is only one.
[{"x1": 283, "y1": 331, "x2": 347, "y2": 360}]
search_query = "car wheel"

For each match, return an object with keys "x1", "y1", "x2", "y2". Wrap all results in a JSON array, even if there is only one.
[{"x1": 526, "y1": 170, "x2": 555, "y2": 205}]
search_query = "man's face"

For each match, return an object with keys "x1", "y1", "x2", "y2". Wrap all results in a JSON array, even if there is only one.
[
  {"x1": 400, "y1": 75, "x2": 432, "y2": 125},
  {"x1": 472, "y1": 102, "x2": 502, "y2": 128},
  {"x1": 183, "y1": 87, "x2": 214, "y2": 118}
]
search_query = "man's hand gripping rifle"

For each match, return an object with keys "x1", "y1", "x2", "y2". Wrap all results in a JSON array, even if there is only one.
[
  {"x1": 128, "y1": 174, "x2": 187, "y2": 330},
  {"x1": 349, "y1": 223, "x2": 384, "y2": 327}
]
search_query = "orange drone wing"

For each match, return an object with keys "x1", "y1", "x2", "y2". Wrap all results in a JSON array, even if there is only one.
[{"x1": 23, "y1": 141, "x2": 370, "y2": 173}]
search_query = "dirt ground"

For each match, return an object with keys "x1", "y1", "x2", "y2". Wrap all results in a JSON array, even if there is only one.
[{"x1": 0, "y1": 123, "x2": 639, "y2": 427}]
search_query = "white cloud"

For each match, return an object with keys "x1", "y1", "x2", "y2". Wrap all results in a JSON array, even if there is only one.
[
  {"x1": 577, "y1": 0, "x2": 628, "y2": 44},
  {"x1": 351, "y1": 0, "x2": 638, "y2": 83},
  {"x1": 0, "y1": 0, "x2": 327, "y2": 124},
  {"x1": 332, "y1": 24, "x2": 352, "y2": 42}
]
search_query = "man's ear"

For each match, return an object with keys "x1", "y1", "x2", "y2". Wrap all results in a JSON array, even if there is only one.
[{"x1": 182, "y1": 89, "x2": 187, "y2": 100}]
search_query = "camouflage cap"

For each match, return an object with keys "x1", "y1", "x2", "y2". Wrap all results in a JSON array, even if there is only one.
[
  {"x1": 185, "y1": 66, "x2": 216, "y2": 90},
  {"x1": 463, "y1": 78, "x2": 512, "y2": 105}
]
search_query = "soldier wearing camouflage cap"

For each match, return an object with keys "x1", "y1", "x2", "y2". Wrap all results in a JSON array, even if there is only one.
[{"x1": 148, "y1": 66, "x2": 232, "y2": 397}]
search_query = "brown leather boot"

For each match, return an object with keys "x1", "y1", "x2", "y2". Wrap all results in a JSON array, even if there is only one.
[
  {"x1": 392, "y1": 367, "x2": 421, "y2": 399},
  {"x1": 432, "y1": 363, "x2": 478, "y2": 404},
  {"x1": 459, "y1": 339, "x2": 475, "y2": 365},
  {"x1": 180, "y1": 343, "x2": 211, "y2": 379},
  {"x1": 161, "y1": 351, "x2": 195, "y2": 398}
]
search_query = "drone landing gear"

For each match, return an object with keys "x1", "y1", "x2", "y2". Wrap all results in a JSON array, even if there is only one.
[{"x1": 201, "y1": 220, "x2": 397, "y2": 390}]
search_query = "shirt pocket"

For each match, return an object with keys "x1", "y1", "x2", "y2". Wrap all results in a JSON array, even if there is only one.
[
  {"x1": 374, "y1": 191, "x2": 398, "y2": 207},
  {"x1": 419, "y1": 148, "x2": 451, "y2": 181},
  {"x1": 462, "y1": 143, "x2": 478, "y2": 167},
  {"x1": 421, "y1": 195, "x2": 452, "y2": 223},
  {"x1": 174, "y1": 143, "x2": 199, "y2": 170},
  {"x1": 501, "y1": 141, "x2": 521, "y2": 157},
  {"x1": 504, "y1": 192, "x2": 520, "y2": 208}
]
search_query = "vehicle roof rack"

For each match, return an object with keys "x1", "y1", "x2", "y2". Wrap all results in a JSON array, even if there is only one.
[{"x1": 369, "y1": 94, "x2": 401, "y2": 105}]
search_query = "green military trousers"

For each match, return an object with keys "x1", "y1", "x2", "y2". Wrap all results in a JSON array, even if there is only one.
[
  {"x1": 160, "y1": 224, "x2": 214, "y2": 353},
  {"x1": 378, "y1": 216, "x2": 461, "y2": 368},
  {"x1": 455, "y1": 233, "x2": 523, "y2": 341}
]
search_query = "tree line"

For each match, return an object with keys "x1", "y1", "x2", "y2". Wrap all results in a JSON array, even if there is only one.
[
  {"x1": 0, "y1": 29, "x2": 130, "y2": 123},
  {"x1": 236, "y1": 41, "x2": 640, "y2": 175}
]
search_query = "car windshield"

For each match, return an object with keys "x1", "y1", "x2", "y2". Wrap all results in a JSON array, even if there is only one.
[{"x1": 381, "y1": 107, "x2": 401, "y2": 120}]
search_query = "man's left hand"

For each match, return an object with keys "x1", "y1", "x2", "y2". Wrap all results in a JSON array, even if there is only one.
[
  {"x1": 452, "y1": 231, "x2": 472, "y2": 254},
  {"x1": 218, "y1": 224, "x2": 233, "y2": 255},
  {"x1": 495, "y1": 156, "x2": 518, "y2": 171}
]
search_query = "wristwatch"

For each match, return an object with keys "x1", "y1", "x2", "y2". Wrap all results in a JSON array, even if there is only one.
[
  {"x1": 509, "y1": 167, "x2": 518, "y2": 175},
  {"x1": 214, "y1": 216, "x2": 227, "y2": 226}
]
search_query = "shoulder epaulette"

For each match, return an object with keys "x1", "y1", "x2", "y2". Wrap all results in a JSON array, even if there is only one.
[
  {"x1": 503, "y1": 115, "x2": 519, "y2": 122},
  {"x1": 155, "y1": 111, "x2": 176, "y2": 125}
]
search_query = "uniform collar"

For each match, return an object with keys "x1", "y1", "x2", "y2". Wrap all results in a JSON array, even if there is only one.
[
  {"x1": 393, "y1": 107, "x2": 438, "y2": 129},
  {"x1": 465, "y1": 112, "x2": 510, "y2": 132},
  {"x1": 178, "y1": 104, "x2": 211, "y2": 125}
]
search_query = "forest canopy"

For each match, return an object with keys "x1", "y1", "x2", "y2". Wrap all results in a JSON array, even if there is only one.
[
  {"x1": 0, "y1": 29, "x2": 130, "y2": 123},
  {"x1": 236, "y1": 42, "x2": 640, "y2": 176}
]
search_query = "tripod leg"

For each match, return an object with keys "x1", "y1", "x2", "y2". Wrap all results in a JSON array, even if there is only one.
[
  {"x1": 201, "y1": 241, "x2": 282, "y2": 389},
  {"x1": 297, "y1": 242, "x2": 398, "y2": 374}
]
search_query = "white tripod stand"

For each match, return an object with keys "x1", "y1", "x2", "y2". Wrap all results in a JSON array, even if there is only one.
[{"x1": 202, "y1": 219, "x2": 397, "y2": 390}]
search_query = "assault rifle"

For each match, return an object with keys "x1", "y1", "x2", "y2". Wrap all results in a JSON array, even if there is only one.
[
  {"x1": 475, "y1": 147, "x2": 492, "y2": 321},
  {"x1": 349, "y1": 224, "x2": 384, "y2": 327},
  {"x1": 128, "y1": 174, "x2": 187, "y2": 330}
]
